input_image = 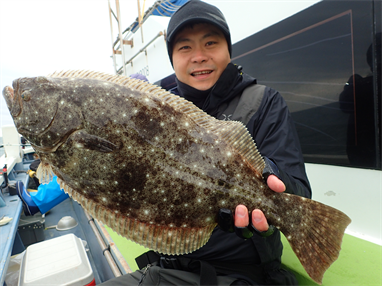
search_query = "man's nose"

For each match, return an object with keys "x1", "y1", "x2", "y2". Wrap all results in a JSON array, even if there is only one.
[{"x1": 191, "y1": 48, "x2": 209, "y2": 63}]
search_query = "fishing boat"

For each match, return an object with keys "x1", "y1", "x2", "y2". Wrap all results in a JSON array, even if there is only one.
[{"x1": 1, "y1": 0, "x2": 381, "y2": 285}]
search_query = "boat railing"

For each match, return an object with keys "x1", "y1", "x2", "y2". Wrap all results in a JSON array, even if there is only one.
[
  {"x1": 116, "y1": 31, "x2": 164, "y2": 75},
  {"x1": 108, "y1": 0, "x2": 187, "y2": 76}
]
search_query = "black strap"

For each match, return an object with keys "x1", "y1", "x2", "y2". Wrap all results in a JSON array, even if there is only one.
[
  {"x1": 135, "y1": 250, "x2": 160, "y2": 269},
  {"x1": 135, "y1": 251, "x2": 218, "y2": 285},
  {"x1": 188, "y1": 260, "x2": 218, "y2": 285},
  {"x1": 231, "y1": 84, "x2": 266, "y2": 125},
  {"x1": 217, "y1": 83, "x2": 266, "y2": 125}
]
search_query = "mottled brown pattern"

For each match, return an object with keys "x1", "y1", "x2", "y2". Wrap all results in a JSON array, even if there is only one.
[{"x1": 2, "y1": 71, "x2": 351, "y2": 284}]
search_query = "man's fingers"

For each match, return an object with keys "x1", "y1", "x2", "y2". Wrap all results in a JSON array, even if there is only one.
[
  {"x1": 228, "y1": 206, "x2": 274, "y2": 239},
  {"x1": 251, "y1": 209, "x2": 269, "y2": 232},
  {"x1": 234, "y1": 205, "x2": 253, "y2": 239},
  {"x1": 266, "y1": 174, "x2": 286, "y2": 193},
  {"x1": 234, "y1": 204, "x2": 249, "y2": 227}
]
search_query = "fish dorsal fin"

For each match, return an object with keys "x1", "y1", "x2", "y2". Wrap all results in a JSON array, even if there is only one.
[
  {"x1": 47, "y1": 70, "x2": 264, "y2": 173},
  {"x1": 48, "y1": 70, "x2": 165, "y2": 95},
  {"x1": 151, "y1": 89, "x2": 265, "y2": 174}
]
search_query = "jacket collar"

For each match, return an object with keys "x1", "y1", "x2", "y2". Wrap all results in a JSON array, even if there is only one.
[{"x1": 176, "y1": 63, "x2": 256, "y2": 117}]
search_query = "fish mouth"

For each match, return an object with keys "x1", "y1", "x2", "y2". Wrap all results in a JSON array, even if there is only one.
[
  {"x1": 2, "y1": 86, "x2": 21, "y2": 117},
  {"x1": 4, "y1": 81, "x2": 58, "y2": 138},
  {"x1": 2, "y1": 86, "x2": 14, "y2": 107}
]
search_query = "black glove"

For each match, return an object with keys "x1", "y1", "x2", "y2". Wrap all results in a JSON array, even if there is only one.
[{"x1": 218, "y1": 208, "x2": 275, "y2": 239}]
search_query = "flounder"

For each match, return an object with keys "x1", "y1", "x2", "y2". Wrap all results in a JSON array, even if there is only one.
[{"x1": 2, "y1": 71, "x2": 351, "y2": 284}]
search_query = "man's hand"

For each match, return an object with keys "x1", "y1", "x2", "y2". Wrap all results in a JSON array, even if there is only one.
[{"x1": 234, "y1": 175, "x2": 285, "y2": 233}]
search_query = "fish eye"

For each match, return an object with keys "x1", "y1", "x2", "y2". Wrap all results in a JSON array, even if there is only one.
[{"x1": 21, "y1": 91, "x2": 31, "y2": 101}]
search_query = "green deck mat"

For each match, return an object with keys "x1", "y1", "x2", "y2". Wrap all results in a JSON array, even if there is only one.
[
  {"x1": 105, "y1": 226, "x2": 149, "y2": 272},
  {"x1": 105, "y1": 226, "x2": 381, "y2": 285},
  {"x1": 280, "y1": 233, "x2": 382, "y2": 285}
]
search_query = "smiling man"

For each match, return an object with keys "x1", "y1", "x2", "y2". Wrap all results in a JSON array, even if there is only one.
[
  {"x1": 100, "y1": 0, "x2": 311, "y2": 285},
  {"x1": 171, "y1": 23, "x2": 231, "y2": 91}
]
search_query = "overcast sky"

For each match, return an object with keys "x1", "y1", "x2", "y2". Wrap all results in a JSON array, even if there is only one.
[{"x1": 0, "y1": 0, "x2": 157, "y2": 130}]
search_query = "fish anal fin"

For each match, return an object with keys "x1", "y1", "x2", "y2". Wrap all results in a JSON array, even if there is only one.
[
  {"x1": 74, "y1": 190, "x2": 216, "y2": 255},
  {"x1": 68, "y1": 130, "x2": 118, "y2": 153},
  {"x1": 277, "y1": 194, "x2": 351, "y2": 284}
]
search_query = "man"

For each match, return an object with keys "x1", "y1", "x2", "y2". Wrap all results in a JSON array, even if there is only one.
[{"x1": 100, "y1": 0, "x2": 311, "y2": 285}]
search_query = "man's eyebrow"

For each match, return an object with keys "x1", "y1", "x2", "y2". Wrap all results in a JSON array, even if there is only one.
[
  {"x1": 174, "y1": 31, "x2": 222, "y2": 45},
  {"x1": 202, "y1": 31, "x2": 222, "y2": 39},
  {"x1": 174, "y1": 37, "x2": 191, "y2": 45}
]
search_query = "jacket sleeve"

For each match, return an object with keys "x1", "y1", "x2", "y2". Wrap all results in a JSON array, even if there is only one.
[{"x1": 247, "y1": 87, "x2": 311, "y2": 199}]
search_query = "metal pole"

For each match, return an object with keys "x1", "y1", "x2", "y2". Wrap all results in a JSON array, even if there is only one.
[
  {"x1": 116, "y1": 0, "x2": 127, "y2": 76},
  {"x1": 84, "y1": 211, "x2": 122, "y2": 277},
  {"x1": 137, "y1": 0, "x2": 144, "y2": 43},
  {"x1": 117, "y1": 31, "x2": 163, "y2": 73},
  {"x1": 98, "y1": 223, "x2": 133, "y2": 274},
  {"x1": 108, "y1": 0, "x2": 118, "y2": 74}
]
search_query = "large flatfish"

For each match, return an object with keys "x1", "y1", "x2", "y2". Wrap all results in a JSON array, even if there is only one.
[{"x1": 2, "y1": 71, "x2": 351, "y2": 284}]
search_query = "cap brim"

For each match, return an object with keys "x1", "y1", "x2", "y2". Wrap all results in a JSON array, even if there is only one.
[{"x1": 167, "y1": 17, "x2": 229, "y2": 43}]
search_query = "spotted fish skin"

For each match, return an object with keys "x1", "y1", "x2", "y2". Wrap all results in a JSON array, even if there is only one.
[{"x1": 2, "y1": 71, "x2": 351, "y2": 284}]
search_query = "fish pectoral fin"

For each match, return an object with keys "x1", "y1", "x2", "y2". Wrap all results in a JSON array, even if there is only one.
[
  {"x1": 69, "y1": 130, "x2": 118, "y2": 153},
  {"x1": 36, "y1": 161, "x2": 55, "y2": 184}
]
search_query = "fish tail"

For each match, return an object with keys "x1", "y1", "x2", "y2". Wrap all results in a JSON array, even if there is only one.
[{"x1": 275, "y1": 194, "x2": 351, "y2": 284}]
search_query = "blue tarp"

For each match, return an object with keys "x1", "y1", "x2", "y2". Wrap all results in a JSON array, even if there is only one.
[
  {"x1": 151, "y1": 0, "x2": 189, "y2": 17},
  {"x1": 129, "y1": 0, "x2": 189, "y2": 33}
]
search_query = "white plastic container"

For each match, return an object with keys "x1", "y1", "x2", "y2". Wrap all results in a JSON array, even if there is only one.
[{"x1": 18, "y1": 234, "x2": 95, "y2": 286}]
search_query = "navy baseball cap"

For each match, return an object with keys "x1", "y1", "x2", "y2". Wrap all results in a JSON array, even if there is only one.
[{"x1": 166, "y1": 0, "x2": 232, "y2": 66}]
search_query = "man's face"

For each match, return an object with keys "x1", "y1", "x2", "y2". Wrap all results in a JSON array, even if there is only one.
[{"x1": 172, "y1": 23, "x2": 231, "y2": 91}]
